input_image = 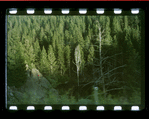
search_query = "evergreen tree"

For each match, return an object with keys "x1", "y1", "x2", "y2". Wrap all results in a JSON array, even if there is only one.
[
  {"x1": 130, "y1": 26, "x2": 141, "y2": 54},
  {"x1": 124, "y1": 16, "x2": 128, "y2": 30},
  {"x1": 112, "y1": 16, "x2": 122, "y2": 37},
  {"x1": 87, "y1": 44, "x2": 94, "y2": 64},
  {"x1": 64, "y1": 45, "x2": 71, "y2": 77},
  {"x1": 39, "y1": 27, "x2": 45, "y2": 46},
  {"x1": 47, "y1": 45, "x2": 57, "y2": 74},
  {"x1": 24, "y1": 38, "x2": 35, "y2": 69},
  {"x1": 33, "y1": 40, "x2": 41, "y2": 69},
  {"x1": 57, "y1": 43, "x2": 65, "y2": 76},
  {"x1": 52, "y1": 32, "x2": 58, "y2": 53},
  {"x1": 7, "y1": 41, "x2": 27, "y2": 87},
  {"x1": 84, "y1": 36, "x2": 90, "y2": 60},
  {"x1": 104, "y1": 17, "x2": 112, "y2": 45},
  {"x1": 87, "y1": 44, "x2": 95, "y2": 79},
  {"x1": 64, "y1": 30, "x2": 70, "y2": 45},
  {"x1": 40, "y1": 46, "x2": 49, "y2": 76},
  {"x1": 32, "y1": 29, "x2": 36, "y2": 42}
]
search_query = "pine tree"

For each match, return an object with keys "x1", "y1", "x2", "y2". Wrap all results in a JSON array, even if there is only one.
[
  {"x1": 87, "y1": 44, "x2": 94, "y2": 64},
  {"x1": 39, "y1": 27, "x2": 45, "y2": 46},
  {"x1": 57, "y1": 43, "x2": 65, "y2": 76},
  {"x1": 52, "y1": 32, "x2": 58, "y2": 53},
  {"x1": 24, "y1": 39, "x2": 35, "y2": 69},
  {"x1": 112, "y1": 16, "x2": 122, "y2": 37},
  {"x1": 15, "y1": 42, "x2": 27, "y2": 87},
  {"x1": 124, "y1": 16, "x2": 128, "y2": 30},
  {"x1": 104, "y1": 17, "x2": 112, "y2": 45},
  {"x1": 64, "y1": 45, "x2": 71, "y2": 77},
  {"x1": 47, "y1": 45, "x2": 57, "y2": 74},
  {"x1": 64, "y1": 30, "x2": 70, "y2": 45},
  {"x1": 7, "y1": 41, "x2": 27, "y2": 87},
  {"x1": 33, "y1": 40, "x2": 41, "y2": 69},
  {"x1": 84, "y1": 36, "x2": 90, "y2": 60},
  {"x1": 40, "y1": 46, "x2": 49, "y2": 76},
  {"x1": 131, "y1": 25, "x2": 141, "y2": 54}
]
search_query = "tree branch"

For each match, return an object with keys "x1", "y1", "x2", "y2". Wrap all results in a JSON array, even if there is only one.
[
  {"x1": 101, "y1": 52, "x2": 122, "y2": 63},
  {"x1": 105, "y1": 77, "x2": 117, "y2": 86},
  {"x1": 105, "y1": 87, "x2": 125, "y2": 93},
  {"x1": 104, "y1": 64, "x2": 126, "y2": 76},
  {"x1": 104, "y1": 72, "x2": 123, "y2": 79}
]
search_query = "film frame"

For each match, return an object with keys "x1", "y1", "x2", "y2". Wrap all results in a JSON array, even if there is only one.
[{"x1": 5, "y1": 8, "x2": 145, "y2": 111}]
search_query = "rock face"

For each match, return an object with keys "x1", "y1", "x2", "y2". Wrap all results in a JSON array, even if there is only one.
[{"x1": 7, "y1": 67, "x2": 59, "y2": 104}]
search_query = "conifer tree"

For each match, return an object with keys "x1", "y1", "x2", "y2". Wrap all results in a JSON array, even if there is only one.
[
  {"x1": 47, "y1": 45, "x2": 57, "y2": 74},
  {"x1": 124, "y1": 16, "x2": 128, "y2": 30},
  {"x1": 39, "y1": 27, "x2": 45, "y2": 46},
  {"x1": 24, "y1": 39, "x2": 35, "y2": 69},
  {"x1": 40, "y1": 46, "x2": 49, "y2": 76},
  {"x1": 64, "y1": 45, "x2": 71, "y2": 77},
  {"x1": 52, "y1": 32, "x2": 58, "y2": 52},
  {"x1": 87, "y1": 44, "x2": 94, "y2": 64},
  {"x1": 7, "y1": 41, "x2": 27, "y2": 87},
  {"x1": 104, "y1": 17, "x2": 112, "y2": 45},
  {"x1": 57, "y1": 43, "x2": 65, "y2": 75},
  {"x1": 87, "y1": 44, "x2": 95, "y2": 79},
  {"x1": 84, "y1": 36, "x2": 90, "y2": 60},
  {"x1": 64, "y1": 30, "x2": 70, "y2": 45},
  {"x1": 33, "y1": 40, "x2": 41, "y2": 69},
  {"x1": 112, "y1": 16, "x2": 122, "y2": 37}
]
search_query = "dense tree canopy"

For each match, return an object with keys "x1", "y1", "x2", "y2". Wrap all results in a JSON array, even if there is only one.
[{"x1": 7, "y1": 15, "x2": 142, "y2": 103}]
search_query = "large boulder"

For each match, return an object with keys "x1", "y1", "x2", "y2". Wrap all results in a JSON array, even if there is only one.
[{"x1": 7, "y1": 67, "x2": 59, "y2": 104}]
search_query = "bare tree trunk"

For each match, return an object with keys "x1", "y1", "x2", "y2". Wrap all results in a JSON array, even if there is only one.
[
  {"x1": 99, "y1": 27, "x2": 106, "y2": 98},
  {"x1": 69, "y1": 64, "x2": 71, "y2": 77},
  {"x1": 77, "y1": 67, "x2": 79, "y2": 101}
]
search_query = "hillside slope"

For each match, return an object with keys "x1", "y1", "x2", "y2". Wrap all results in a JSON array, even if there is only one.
[{"x1": 7, "y1": 67, "x2": 59, "y2": 104}]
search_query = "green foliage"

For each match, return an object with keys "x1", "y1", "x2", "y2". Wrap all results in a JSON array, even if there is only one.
[
  {"x1": 44, "y1": 91, "x2": 59, "y2": 104},
  {"x1": 7, "y1": 41, "x2": 27, "y2": 87},
  {"x1": 7, "y1": 15, "x2": 141, "y2": 104},
  {"x1": 77, "y1": 99, "x2": 93, "y2": 104},
  {"x1": 47, "y1": 45, "x2": 57, "y2": 74},
  {"x1": 57, "y1": 43, "x2": 65, "y2": 75},
  {"x1": 39, "y1": 46, "x2": 49, "y2": 76},
  {"x1": 23, "y1": 38, "x2": 35, "y2": 68},
  {"x1": 45, "y1": 74, "x2": 59, "y2": 88},
  {"x1": 129, "y1": 88, "x2": 141, "y2": 104},
  {"x1": 64, "y1": 45, "x2": 71, "y2": 77},
  {"x1": 33, "y1": 40, "x2": 41, "y2": 69},
  {"x1": 87, "y1": 44, "x2": 95, "y2": 64},
  {"x1": 104, "y1": 17, "x2": 112, "y2": 45}
]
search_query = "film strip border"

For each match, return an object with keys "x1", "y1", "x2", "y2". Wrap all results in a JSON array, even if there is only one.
[
  {"x1": 6, "y1": 8, "x2": 145, "y2": 111},
  {"x1": 8, "y1": 105, "x2": 142, "y2": 111},
  {"x1": 7, "y1": 8, "x2": 141, "y2": 15}
]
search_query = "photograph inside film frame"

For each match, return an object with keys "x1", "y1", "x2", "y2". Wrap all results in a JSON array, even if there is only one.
[{"x1": 7, "y1": 15, "x2": 141, "y2": 105}]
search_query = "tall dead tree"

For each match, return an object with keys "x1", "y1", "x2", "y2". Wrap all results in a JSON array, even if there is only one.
[
  {"x1": 74, "y1": 44, "x2": 82, "y2": 101},
  {"x1": 98, "y1": 27, "x2": 106, "y2": 98}
]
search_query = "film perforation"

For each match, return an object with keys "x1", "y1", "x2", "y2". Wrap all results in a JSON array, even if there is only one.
[
  {"x1": 114, "y1": 106, "x2": 122, "y2": 111},
  {"x1": 27, "y1": 8, "x2": 35, "y2": 14},
  {"x1": 61, "y1": 8, "x2": 69, "y2": 14},
  {"x1": 27, "y1": 106, "x2": 35, "y2": 110},
  {"x1": 8, "y1": 105, "x2": 141, "y2": 111},
  {"x1": 8, "y1": 8, "x2": 140, "y2": 15}
]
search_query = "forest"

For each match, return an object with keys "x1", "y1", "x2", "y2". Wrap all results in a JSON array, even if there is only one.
[{"x1": 7, "y1": 15, "x2": 141, "y2": 104}]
